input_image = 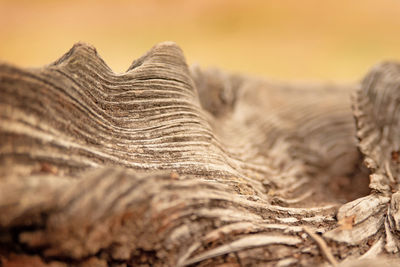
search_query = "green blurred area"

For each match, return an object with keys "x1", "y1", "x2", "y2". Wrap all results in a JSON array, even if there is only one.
[{"x1": 1, "y1": 0, "x2": 400, "y2": 81}]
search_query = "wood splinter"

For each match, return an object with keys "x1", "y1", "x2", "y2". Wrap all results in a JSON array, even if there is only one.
[{"x1": 303, "y1": 226, "x2": 339, "y2": 267}]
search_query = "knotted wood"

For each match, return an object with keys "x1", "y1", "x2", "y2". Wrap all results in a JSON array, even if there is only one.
[{"x1": 1, "y1": 42, "x2": 400, "y2": 266}]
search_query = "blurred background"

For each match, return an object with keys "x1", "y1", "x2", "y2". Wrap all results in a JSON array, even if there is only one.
[{"x1": 1, "y1": 0, "x2": 400, "y2": 82}]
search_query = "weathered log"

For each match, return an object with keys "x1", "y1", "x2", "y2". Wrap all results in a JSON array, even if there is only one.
[{"x1": 0, "y1": 42, "x2": 400, "y2": 266}]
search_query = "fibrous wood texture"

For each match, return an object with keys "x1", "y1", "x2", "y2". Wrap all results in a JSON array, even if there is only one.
[{"x1": 1, "y1": 42, "x2": 400, "y2": 266}]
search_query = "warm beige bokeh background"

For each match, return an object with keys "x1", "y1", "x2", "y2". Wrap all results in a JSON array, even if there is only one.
[{"x1": 1, "y1": 0, "x2": 400, "y2": 81}]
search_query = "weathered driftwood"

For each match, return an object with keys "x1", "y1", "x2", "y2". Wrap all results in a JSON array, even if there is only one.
[{"x1": 0, "y1": 42, "x2": 400, "y2": 266}]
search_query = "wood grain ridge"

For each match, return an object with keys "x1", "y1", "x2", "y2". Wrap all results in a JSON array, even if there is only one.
[{"x1": 0, "y1": 42, "x2": 399, "y2": 266}]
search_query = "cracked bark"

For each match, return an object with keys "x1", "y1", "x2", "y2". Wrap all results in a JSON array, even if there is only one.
[{"x1": 1, "y1": 42, "x2": 400, "y2": 266}]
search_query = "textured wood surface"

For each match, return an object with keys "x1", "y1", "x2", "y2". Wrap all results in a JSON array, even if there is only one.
[{"x1": 1, "y1": 42, "x2": 400, "y2": 266}]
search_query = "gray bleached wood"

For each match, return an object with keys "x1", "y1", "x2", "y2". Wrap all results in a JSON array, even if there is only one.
[{"x1": 0, "y1": 42, "x2": 399, "y2": 266}]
